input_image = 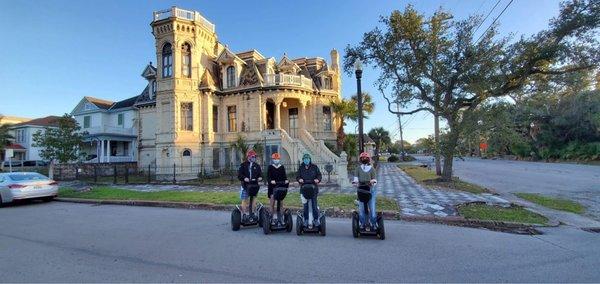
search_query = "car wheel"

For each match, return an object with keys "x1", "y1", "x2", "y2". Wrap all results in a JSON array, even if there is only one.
[
  {"x1": 42, "y1": 196, "x2": 55, "y2": 202},
  {"x1": 231, "y1": 208, "x2": 241, "y2": 231}
]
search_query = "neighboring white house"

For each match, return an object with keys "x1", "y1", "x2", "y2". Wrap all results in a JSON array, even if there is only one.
[
  {"x1": 71, "y1": 96, "x2": 138, "y2": 163},
  {"x1": 7, "y1": 116, "x2": 61, "y2": 161}
]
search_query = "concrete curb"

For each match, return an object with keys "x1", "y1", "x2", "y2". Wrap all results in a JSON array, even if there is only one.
[
  {"x1": 55, "y1": 198, "x2": 398, "y2": 220},
  {"x1": 400, "y1": 215, "x2": 547, "y2": 235}
]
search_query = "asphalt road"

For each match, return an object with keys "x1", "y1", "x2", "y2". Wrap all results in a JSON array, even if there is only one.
[
  {"x1": 2, "y1": 202, "x2": 600, "y2": 282},
  {"x1": 413, "y1": 155, "x2": 600, "y2": 220}
]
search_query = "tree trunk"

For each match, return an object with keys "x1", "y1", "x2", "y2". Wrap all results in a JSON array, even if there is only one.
[
  {"x1": 441, "y1": 124, "x2": 460, "y2": 182},
  {"x1": 434, "y1": 113, "x2": 442, "y2": 176}
]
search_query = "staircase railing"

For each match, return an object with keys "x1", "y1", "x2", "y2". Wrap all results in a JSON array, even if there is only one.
[{"x1": 298, "y1": 129, "x2": 339, "y2": 164}]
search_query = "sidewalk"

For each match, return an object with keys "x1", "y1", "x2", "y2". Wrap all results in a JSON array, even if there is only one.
[{"x1": 377, "y1": 164, "x2": 510, "y2": 217}]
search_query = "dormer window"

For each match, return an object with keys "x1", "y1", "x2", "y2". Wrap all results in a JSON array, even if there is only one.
[
  {"x1": 151, "y1": 80, "x2": 157, "y2": 98},
  {"x1": 181, "y1": 43, "x2": 191, "y2": 78},
  {"x1": 162, "y1": 43, "x2": 172, "y2": 78},
  {"x1": 226, "y1": 66, "x2": 235, "y2": 88}
]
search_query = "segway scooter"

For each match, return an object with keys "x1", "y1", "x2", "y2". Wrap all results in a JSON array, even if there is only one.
[
  {"x1": 262, "y1": 181, "x2": 293, "y2": 234},
  {"x1": 296, "y1": 180, "x2": 326, "y2": 236},
  {"x1": 352, "y1": 182, "x2": 385, "y2": 240},
  {"x1": 231, "y1": 179, "x2": 264, "y2": 231}
]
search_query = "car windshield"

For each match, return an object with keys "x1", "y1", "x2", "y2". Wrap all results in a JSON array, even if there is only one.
[{"x1": 8, "y1": 173, "x2": 49, "y2": 181}]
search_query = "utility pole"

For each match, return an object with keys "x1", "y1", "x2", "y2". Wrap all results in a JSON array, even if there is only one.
[
  {"x1": 396, "y1": 103, "x2": 404, "y2": 160},
  {"x1": 434, "y1": 111, "x2": 441, "y2": 176},
  {"x1": 354, "y1": 59, "x2": 364, "y2": 153}
]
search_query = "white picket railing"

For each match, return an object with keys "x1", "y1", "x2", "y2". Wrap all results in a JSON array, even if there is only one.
[
  {"x1": 153, "y1": 7, "x2": 215, "y2": 32},
  {"x1": 264, "y1": 74, "x2": 313, "y2": 89}
]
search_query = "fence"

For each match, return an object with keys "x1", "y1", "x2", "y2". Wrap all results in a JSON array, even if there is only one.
[{"x1": 44, "y1": 161, "x2": 341, "y2": 186}]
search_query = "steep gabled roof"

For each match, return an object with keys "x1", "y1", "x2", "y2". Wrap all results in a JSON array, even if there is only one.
[
  {"x1": 110, "y1": 96, "x2": 139, "y2": 110},
  {"x1": 134, "y1": 85, "x2": 154, "y2": 107},
  {"x1": 141, "y1": 62, "x2": 157, "y2": 79},
  {"x1": 238, "y1": 62, "x2": 264, "y2": 87},
  {"x1": 85, "y1": 96, "x2": 114, "y2": 110},
  {"x1": 216, "y1": 47, "x2": 246, "y2": 65},
  {"x1": 278, "y1": 54, "x2": 300, "y2": 73}
]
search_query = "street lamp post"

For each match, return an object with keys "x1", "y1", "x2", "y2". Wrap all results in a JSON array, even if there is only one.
[{"x1": 354, "y1": 59, "x2": 364, "y2": 153}]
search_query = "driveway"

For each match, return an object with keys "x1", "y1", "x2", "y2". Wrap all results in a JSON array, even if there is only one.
[
  {"x1": 414, "y1": 155, "x2": 600, "y2": 221},
  {"x1": 2, "y1": 202, "x2": 600, "y2": 282}
]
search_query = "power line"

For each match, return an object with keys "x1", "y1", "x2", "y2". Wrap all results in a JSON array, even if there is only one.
[
  {"x1": 474, "y1": 0, "x2": 502, "y2": 35},
  {"x1": 476, "y1": 0, "x2": 515, "y2": 43}
]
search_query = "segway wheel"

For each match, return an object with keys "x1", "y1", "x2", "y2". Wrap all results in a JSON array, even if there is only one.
[
  {"x1": 377, "y1": 214, "x2": 385, "y2": 240},
  {"x1": 319, "y1": 215, "x2": 326, "y2": 236},
  {"x1": 296, "y1": 215, "x2": 303, "y2": 236},
  {"x1": 231, "y1": 208, "x2": 241, "y2": 231},
  {"x1": 258, "y1": 207, "x2": 265, "y2": 228},
  {"x1": 351, "y1": 211, "x2": 359, "y2": 238},
  {"x1": 262, "y1": 211, "x2": 271, "y2": 235},
  {"x1": 285, "y1": 211, "x2": 293, "y2": 232}
]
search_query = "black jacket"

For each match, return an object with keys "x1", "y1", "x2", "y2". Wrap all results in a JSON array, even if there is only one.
[
  {"x1": 296, "y1": 163, "x2": 322, "y2": 183},
  {"x1": 268, "y1": 164, "x2": 288, "y2": 190},
  {"x1": 238, "y1": 161, "x2": 262, "y2": 189}
]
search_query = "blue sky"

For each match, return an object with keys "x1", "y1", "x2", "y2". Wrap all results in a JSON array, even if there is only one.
[{"x1": 0, "y1": 0, "x2": 561, "y2": 143}]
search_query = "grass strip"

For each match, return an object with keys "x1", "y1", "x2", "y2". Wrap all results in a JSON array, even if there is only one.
[
  {"x1": 59, "y1": 187, "x2": 399, "y2": 211},
  {"x1": 515, "y1": 193, "x2": 585, "y2": 214}
]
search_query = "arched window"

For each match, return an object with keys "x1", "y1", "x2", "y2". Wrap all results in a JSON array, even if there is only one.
[
  {"x1": 182, "y1": 149, "x2": 191, "y2": 157},
  {"x1": 162, "y1": 43, "x2": 172, "y2": 78},
  {"x1": 181, "y1": 43, "x2": 191, "y2": 78},
  {"x1": 226, "y1": 66, "x2": 235, "y2": 88}
]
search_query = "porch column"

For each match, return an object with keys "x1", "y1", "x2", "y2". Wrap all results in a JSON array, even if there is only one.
[
  {"x1": 274, "y1": 98, "x2": 282, "y2": 129},
  {"x1": 107, "y1": 140, "x2": 111, "y2": 163},
  {"x1": 100, "y1": 140, "x2": 105, "y2": 163},
  {"x1": 299, "y1": 100, "x2": 307, "y2": 130}
]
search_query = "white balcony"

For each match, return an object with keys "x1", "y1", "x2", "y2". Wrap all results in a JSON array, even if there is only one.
[
  {"x1": 152, "y1": 7, "x2": 215, "y2": 33},
  {"x1": 264, "y1": 74, "x2": 313, "y2": 89},
  {"x1": 83, "y1": 126, "x2": 136, "y2": 136}
]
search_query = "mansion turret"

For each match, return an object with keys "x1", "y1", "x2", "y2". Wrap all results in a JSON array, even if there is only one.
[{"x1": 72, "y1": 7, "x2": 348, "y2": 184}]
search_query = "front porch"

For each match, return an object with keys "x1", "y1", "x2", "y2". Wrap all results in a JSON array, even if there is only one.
[{"x1": 82, "y1": 137, "x2": 136, "y2": 163}]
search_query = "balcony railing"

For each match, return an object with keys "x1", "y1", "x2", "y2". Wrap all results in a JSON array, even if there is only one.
[
  {"x1": 264, "y1": 74, "x2": 313, "y2": 89},
  {"x1": 152, "y1": 7, "x2": 216, "y2": 32},
  {"x1": 83, "y1": 126, "x2": 136, "y2": 136}
]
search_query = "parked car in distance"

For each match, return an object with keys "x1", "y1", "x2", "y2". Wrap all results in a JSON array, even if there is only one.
[
  {"x1": 2, "y1": 160, "x2": 23, "y2": 167},
  {"x1": 0, "y1": 172, "x2": 58, "y2": 205},
  {"x1": 22, "y1": 160, "x2": 49, "y2": 167}
]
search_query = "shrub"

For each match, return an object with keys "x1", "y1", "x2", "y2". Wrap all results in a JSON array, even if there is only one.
[{"x1": 388, "y1": 155, "x2": 399, "y2": 162}]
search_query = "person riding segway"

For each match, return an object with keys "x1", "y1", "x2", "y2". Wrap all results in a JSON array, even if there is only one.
[
  {"x1": 231, "y1": 150, "x2": 265, "y2": 231},
  {"x1": 296, "y1": 153, "x2": 326, "y2": 236},
  {"x1": 351, "y1": 152, "x2": 385, "y2": 239},
  {"x1": 262, "y1": 153, "x2": 292, "y2": 234}
]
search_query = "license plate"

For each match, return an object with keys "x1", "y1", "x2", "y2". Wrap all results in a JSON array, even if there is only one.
[{"x1": 34, "y1": 185, "x2": 41, "y2": 189}]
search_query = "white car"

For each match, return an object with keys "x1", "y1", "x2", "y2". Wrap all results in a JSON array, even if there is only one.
[{"x1": 0, "y1": 172, "x2": 58, "y2": 205}]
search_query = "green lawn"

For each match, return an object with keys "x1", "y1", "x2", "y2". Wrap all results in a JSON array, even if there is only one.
[
  {"x1": 58, "y1": 187, "x2": 399, "y2": 211},
  {"x1": 398, "y1": 165, "x2": 490, "y2": 194},
  {"x1": 515, "y1": 193, "x2": 585, "y2": 214},
  {"x1": 458, "y1": 203, "x2": 549, "y2": 225}
]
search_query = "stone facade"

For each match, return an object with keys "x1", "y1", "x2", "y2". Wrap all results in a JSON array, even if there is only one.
[{"x1": 136, "y1": 7, "x2": 348, "y2": 184}]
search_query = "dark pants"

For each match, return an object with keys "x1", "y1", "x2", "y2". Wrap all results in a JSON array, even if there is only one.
[{"x1": 303, "y1": 196, "x2": 319, "y2": 222}]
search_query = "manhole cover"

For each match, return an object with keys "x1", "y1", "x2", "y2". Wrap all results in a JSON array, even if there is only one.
[{"x1": 582, "y1": 227, "x2": 600, "y2": 233}]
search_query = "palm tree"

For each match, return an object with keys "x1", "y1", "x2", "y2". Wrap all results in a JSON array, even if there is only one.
[
  {"x1": 230, "y1": 135, "x2": 249, "y2": 163},
  {"x1": 368, "y1": 127, "x2": 391, "y2": 160},
  {"x1": 330, "y1": 92, "x2": 375, "y2": 151}
]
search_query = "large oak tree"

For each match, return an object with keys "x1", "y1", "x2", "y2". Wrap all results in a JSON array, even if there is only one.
[{"x1": 344, "y1": 0, "x2": 599, "y2": 180}]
